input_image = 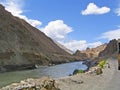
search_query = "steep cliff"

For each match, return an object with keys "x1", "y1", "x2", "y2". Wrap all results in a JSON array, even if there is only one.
[{"x1": 99, "y1": 39, "x2": 117, "y2": 58}]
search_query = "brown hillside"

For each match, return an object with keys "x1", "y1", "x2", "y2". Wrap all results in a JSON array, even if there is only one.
[
  {"x1": 74, "y1": 44, "x2": 107, "y2": 60},
  {"x1": 99, "y1": 39, "x2": 117, "y2": 58},
  {"x1": 0, "y1": 4, "x2": 74, "y2": 68}
]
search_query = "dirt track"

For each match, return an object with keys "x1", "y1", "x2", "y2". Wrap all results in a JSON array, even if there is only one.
[{"x1": 58, "y1": 58, "x2": 120, "y2": 90}]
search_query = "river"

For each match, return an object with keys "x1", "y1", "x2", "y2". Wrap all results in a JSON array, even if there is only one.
[{"x1": 0, "y1": 61, "x2": 87, "y2": 87}]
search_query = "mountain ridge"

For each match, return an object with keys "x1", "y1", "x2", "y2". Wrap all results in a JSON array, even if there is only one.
[{"x1": 74, "y1": 44, "x2": 107, "y2": 60}]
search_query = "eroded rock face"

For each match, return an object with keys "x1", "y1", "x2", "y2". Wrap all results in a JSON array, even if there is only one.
[
  {"x1": 1, "y1": 77, "x2": 60, "y2": 90},
  {"x1": 74, "y1": 44, "x2": 107, "y2": 60},
  {"x1": 99, "y1": 39, "x2": 117, "y2": 58}
]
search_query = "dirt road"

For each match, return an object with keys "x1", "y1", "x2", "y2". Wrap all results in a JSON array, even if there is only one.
[
  {"x1": 58, "y1": 58, "x2": 120, "y2": 90},
  {"x1": 103, "y1": 59, "x2": 120, "y2": 90}
]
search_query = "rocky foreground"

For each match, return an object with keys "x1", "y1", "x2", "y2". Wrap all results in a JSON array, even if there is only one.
[
  {"x1": 58, "y1": 58, "x2": 118, "y2": 90},
  {"x1": 1, "y1": 58, "x2": 118, "y2": 90},
  {"x1": 1, "y1": 77, "x2": 60, "y2": 90}
]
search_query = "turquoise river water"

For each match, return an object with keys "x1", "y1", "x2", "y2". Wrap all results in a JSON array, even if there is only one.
[{"x1": 0, "y1": 61, "x2": 87, "y2": 87}]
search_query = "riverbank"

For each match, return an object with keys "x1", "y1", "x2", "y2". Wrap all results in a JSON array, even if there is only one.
[
  {"x1": 0, "y1": 59, "x2": 85, "y2": 73},
  {"x1": 0, "y1": 61, "x2": 87, "y2": 88},
  {"x1": 0, "y1": 60, "x2": 115, "y2": 90},
  {"x1": 1, "y1": 58, "x2": 117, "y2": 90},
  {"x1": 0, "y1": 64, "x2": 37, "y2": 73}
]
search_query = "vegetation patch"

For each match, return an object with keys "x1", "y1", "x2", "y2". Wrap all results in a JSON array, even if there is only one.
[
  {"x1": 97, "y1": 59, "x2": 107, "y2": 68},
  {"x1": 78, "y1": 69, "x2": 84, "y2": 73},
  {"x1": 73, "y1": 69, "x2": 84, "y2": 75}
]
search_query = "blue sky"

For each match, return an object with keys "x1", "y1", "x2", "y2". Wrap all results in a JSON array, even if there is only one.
[{"x1": 0, "y1": 0, "x2": 120, "y2": 51}]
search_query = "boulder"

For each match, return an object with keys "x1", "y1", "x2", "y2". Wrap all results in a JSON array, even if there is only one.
[
  {"x1": 95, "y1": 67, "x2": 103, "y2": 75},
  {"x1": 86, "y1": 66, "x2": 103, "y2": 75},
  {"x1": 1, "y1": 77, "x2": 60, "y2": 90},
  {"x1": 73, "y1": 69, "x2": 79, "y2": 75}
]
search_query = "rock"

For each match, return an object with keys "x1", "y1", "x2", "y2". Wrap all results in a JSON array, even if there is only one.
[
  {"x1": 85, "y1": 67, "x2": 96, "y2": 75},
  {"x1": 95, "y1": 67, "x2": 103, "y2": 75},
  {"x1": 73, "y1": 69, "x2": 79, "y2": 75},
  {"x1": 86, "y1": 66, "x2": 103, "y2": 75},
  {"x1": 106, "y1": 63, "x2": 110, "y2": 68},
  {"x1": 99, "y1": 39, "x2": 117, "y2": 58},
  {"x1": 1, "y1": 77, "x2": 60, "y2": 90}
]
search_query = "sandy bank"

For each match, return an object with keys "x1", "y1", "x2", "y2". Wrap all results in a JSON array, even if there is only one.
[{"x1": 57, "y1": 58, "x2": 117, "y2": 90}]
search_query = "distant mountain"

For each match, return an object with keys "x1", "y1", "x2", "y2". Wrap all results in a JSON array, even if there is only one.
[
  {"x1": 0, "y1": 4, "x2": 75, "y2": 71},
  {"x1": 74, "y1": 44, "x2": 107, "y2": 60},
  {"x1": 74, "y1": 39, "x2": 118, "y2": 61}
]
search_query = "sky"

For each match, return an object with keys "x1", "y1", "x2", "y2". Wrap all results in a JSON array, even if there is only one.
[{"x1": 0, "y1": 0, "x2": 120, "y2": 52}]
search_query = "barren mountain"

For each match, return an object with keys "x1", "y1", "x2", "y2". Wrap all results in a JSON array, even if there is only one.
[
  {"x1": 74, "y1": 44, "x2": 107, "y2": 60},
  {"x1": 0, "y1": 4, "x2": 75, "y2": 71},
  {"x1": 99, "y1": 39, "x2": 117, "y2": 58}
]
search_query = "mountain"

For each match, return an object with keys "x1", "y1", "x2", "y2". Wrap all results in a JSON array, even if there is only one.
[
  {"x1": 98, "y1": 39, "x2": 117, "y2": 58},
  {"x1": 74, "y1": 44, "x2": 107, "y2": 60},
  {"x1": 0, "y1": 4, "x2": 75, "y2": 71}
]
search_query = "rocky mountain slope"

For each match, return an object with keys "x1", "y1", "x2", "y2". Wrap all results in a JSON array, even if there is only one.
[
  {"x1": 74, "y1": 44, "x2": 107, "y2": 60},
  {"x1": 0, "y1": 4, "x2": 75, "y2": 71},
  {"x1": 74, "y1": 39, "x2": 118, "y2": 61},
  {"x1": 99, "y1": 39, "x2": 117, "y2": 58}
]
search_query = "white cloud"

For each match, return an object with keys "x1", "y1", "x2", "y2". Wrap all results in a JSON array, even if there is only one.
[
  {"x1": 88, "y1": 41, "x2": 102, "y2": 48},
  {"x1": 41, "y1": 19, "x2": 102, "y2": 51},
  {"x1": 115, "y1": 2, "x2": 120, "y2": 16},
  {"x1": 60, "y1": 40, "x2": 87, "y2": 51},
  {"x1": 100, "y1": 29, "x2": 120, "y2": 40},
  {"x1": 115, "y1": 8, "x2": 120, "y2": 16},
  {"x1": 41, "y1": 20, "x2": 73, "y2": 41},
  {"x1": 81, "y1": 3, "x2": 110, "y2": 15},
  {"x1": 0, "y1": 0, "x2": 42, "y2": 27},
  {"x1": 60, "y1": 40, "x2": 102, "y2": 52}
]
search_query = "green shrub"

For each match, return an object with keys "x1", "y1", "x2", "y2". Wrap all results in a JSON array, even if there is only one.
[
  {"x1": 98, "y1": 59, "x2": 107, "y2": 68},
  {"x1": 78, "y1": 69, "x2": 84, "y2": 73}
]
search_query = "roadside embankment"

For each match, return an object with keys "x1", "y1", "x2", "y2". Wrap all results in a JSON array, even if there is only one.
[{"x1": 57, "y1": 58, "x2": 118, "y2": 90}]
